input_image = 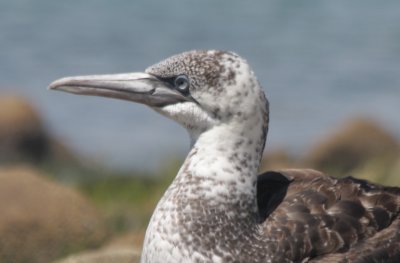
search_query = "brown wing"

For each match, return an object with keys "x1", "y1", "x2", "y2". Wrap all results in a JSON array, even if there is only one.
[{"x1": 258, "y1": 169, "x2": 400, "y2": 262}]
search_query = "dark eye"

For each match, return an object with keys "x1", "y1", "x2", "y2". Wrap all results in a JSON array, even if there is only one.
[{"x1": 174, "y1": 75, "x2": 190, "y2": 94}]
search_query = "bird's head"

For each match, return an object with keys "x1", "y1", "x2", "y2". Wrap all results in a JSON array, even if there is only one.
[{"x1": 49, "y1": 50, "x2": 269, "y2": 142}]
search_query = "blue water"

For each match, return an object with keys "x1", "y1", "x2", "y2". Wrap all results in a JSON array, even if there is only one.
[{"x1": 1, "y1": 1, "x2": 399, "y2": 170}]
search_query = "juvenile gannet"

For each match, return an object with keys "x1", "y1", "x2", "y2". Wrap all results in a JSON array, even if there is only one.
[{"x1": 50, "y1": 50, "x2": 400, "y2": 262}]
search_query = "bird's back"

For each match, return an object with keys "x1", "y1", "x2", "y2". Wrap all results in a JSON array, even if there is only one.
[{"x1": 259, "y1": 169, "x2": 400, "y2": 262}]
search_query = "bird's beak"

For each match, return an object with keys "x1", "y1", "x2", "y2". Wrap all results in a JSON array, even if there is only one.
[{"x1": 48, "y1": 72, "x2": 189, "y2": 107}]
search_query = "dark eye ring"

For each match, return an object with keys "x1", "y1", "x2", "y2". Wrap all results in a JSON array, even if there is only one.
[{"x1": 174, "y1": 75, "x2": 190, "y2": 93}]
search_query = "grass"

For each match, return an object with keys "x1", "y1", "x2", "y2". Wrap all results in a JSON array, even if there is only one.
[{"x1": 68, "y1": 159, "x2": 180, "y2": 235}]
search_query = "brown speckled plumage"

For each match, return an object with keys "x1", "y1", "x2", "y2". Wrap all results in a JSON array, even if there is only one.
[{"x1": 259, "y1": 169, "x2": 400, "y2": 262}]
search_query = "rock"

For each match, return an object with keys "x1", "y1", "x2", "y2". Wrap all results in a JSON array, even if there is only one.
[
  {"x1": 0, "y1": 95, "x2": 47, "y2": 163},
  {"x1": 56, "y1": 231, "x2": 144, "y2": 263},
  {"x1": 104, "y1": 231, "x2": 144, "y2": 250},
  {"x1": 0, "y1": 95, "x2": 75, "y2": 164},
  {"x1": 260, "y1": 148, "x2": 299, "y2": 171},
  {"x1": 55, "y1": 247, "x2": 140, "y2": 263},
  {"x1": 305, "y1": 118, "x2": 400, "y2": 175},
  {"x1": 0, "y1": 166, "x2": 107, "y2": 263}
]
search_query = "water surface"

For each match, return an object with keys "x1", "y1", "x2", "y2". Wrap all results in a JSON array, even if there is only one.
[{"x1": 1, "y1": 1, "x2": 399, "y2": 170}]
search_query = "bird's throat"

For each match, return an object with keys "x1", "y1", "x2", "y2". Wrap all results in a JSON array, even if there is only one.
[
  {"x1": 141, "y1": 123, "x2": 265, "y2": 262},
  {"x1": 178, "y1": 122, "x2": 265, "y2": 209}
]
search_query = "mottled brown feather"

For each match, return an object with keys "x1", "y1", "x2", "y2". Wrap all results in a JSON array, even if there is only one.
[{"x1": 259, "y1": 169, "x2": 400, "y2": 262}]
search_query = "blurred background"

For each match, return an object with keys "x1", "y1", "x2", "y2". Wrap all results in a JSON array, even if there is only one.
[{"x1": 0, "y1": 1, "x2": 399, "y2": 262}]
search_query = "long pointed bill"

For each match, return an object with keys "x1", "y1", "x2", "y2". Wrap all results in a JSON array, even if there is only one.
[{"x1": 48, "y1": 72, "x2": 189, "y2": 107}]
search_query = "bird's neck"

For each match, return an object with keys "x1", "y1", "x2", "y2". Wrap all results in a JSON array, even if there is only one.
[
  {"x1": 142, "y1": 120, "x2": 266, "y2": 260},
  {"x1": 142, "y1": 106, "x2": 268, "y2": 262},
  {"x1": 173, "y1": 118, "x2": 266, "y2": 214}
]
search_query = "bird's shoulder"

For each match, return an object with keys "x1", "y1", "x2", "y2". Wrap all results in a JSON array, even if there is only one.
[{"x1": 257, "y1": 168, "x2": 400, "y2": 262}]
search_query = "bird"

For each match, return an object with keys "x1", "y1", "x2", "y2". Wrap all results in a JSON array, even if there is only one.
[{"x1": 49, "y1": 50, "x2": 400, "y2": 262}]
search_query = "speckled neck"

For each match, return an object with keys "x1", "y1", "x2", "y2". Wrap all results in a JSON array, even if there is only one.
[
  {"x1": 142, "y1": 103, "x2": 268, "y2": 262},
  {"x1": 183, "y1": 123, "x2": 264, "y2": 203}
]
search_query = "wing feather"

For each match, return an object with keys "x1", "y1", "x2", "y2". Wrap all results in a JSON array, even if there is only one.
[{"x1": 257, "y1": 169, "x2": 400, "y2": 262}]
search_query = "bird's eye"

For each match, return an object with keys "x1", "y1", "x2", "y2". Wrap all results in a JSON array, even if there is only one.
[{"x1": 174, "y1": 75, "x2": 190, "y2": 94}]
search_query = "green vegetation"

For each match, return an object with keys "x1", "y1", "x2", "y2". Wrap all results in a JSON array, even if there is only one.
[{"x1": 70, "y1": 159, "x2": 180, "y2": 235}]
